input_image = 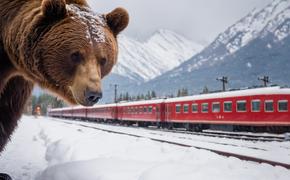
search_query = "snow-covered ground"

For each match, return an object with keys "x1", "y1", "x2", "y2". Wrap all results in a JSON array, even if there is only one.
[{"x1": 0, "y1": 116, "x2": 290, "y2": 180}]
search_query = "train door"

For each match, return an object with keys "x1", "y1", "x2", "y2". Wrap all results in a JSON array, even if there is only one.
[
  {"x1": 165, "y1": 103, "x2": 172, "y2": 122},
  {"x1": 118, "y1": 106, "x2": 123, "y2": 120},
  {"x1": 156, "y1": 104, "x2": 160, "y2": 122},
  {"x1": 113, "y1": 105, "x2": 118, "y2": 121}
]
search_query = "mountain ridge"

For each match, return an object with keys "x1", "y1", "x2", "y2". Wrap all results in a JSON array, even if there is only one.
[
  {"x1": 112, "y1": 29, "x2": 203, "y2": 82},
  {"x1": 115, "y1": 0, "x2": 290, "y2": 99}
]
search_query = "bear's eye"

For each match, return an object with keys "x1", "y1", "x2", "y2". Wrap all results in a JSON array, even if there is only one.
[
  {"x1": 71, "y1": 51, "x2": 84, "y2": 64},
  {"x1": 100, "y1": 58, "x2": 107, "y2": 66}
]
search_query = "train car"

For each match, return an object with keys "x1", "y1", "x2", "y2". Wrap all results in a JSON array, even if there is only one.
[
  {"x1": 117, "y1": 99, "x2": 165, "y2": 126},
  {"x1": 48, "y1": 108, "x2": 63, "y2": 118},
  {"x1": 164, "y1": 86, "x2": 290, "y2": 131},
  {"x1": 61, "y1": 107, "x2": 74, "y2": 119},
  {"x1": 86, "y1": 104, "x2": 117, "y2": 121},
  {"x1": 72, "y1": 106, "x2": 87, "y2": 119}
]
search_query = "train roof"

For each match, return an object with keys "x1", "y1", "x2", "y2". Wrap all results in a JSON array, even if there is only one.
[
  {"x1": 49, "y1": 104, "x2": 117, "y2": 111},
  {"x1": 117, "y1": 99, "x2": 165, "y2": 107},
  {"x1": 49, "y1": 107, "x2": 72, "y2": 112},
  {"x1": 165, "y1": 86, "x2": 290, "y2": 103},
  {"x1": 86, "y1": 103, "x2": 117, "y2": 109}
]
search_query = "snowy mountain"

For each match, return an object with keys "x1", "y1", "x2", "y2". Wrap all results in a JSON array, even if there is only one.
[
  {"x1": 120, "y1": 0, "x2": 290, "y2": 97},
  {"x1": 181, "y1": 0, "x2": 290, "y2": 73},
  {"x1": 113, "y1": 30, "x2": 203, "y2": 82}
]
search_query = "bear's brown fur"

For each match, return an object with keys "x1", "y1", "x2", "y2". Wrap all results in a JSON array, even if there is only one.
[{"x1": 0, "y1": 0, "x2": 129, "y2": 152}]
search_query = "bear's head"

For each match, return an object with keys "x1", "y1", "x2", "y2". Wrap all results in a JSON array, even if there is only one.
[{"x1": 30, "y1": 0, "x2": 129, "y2": 106}]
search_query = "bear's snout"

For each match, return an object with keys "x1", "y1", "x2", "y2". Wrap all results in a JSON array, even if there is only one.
[
  {"x1": 69, "y1": 85, "x2": 102, "y2": 107},
  {"x1": 85, "y1": 89, "x2": 103, "y2": 105}
]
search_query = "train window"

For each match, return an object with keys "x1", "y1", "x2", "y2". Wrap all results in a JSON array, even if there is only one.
[
  {"x1": 176, "y1": 104, "x2": 181, "y2": 113},
  {"x1": 224, "y1": 101, "x2": 232, "y2": 112},
  {"x1": 237, "y1": 101, "x2": 247, "y2": 112},
  {"x1": 202, "y1": 103, "x2": 208, "y2": 113},
  {"x1": 251, "y1": 100, "x2": 261, "y2": 112},
  {"x1": 183, "y1": 104, "x2": 189, "y2": 113},
  {"x1": 192, "y1": 103, "x2": 198, "y2": 113},
  {"x1": 135, "y1": 107, "x2": 138, "y2": 114},
  {"x1": 148, "y1": 106, "x2": 153, "y2": 113},
  {"x1": 278, "y1": 100, "x2": 288, "y2": 112},
  {"x1": 212, "y1": 102, "x2": 220, "y2": 113},
  {"x1": 265, "y1": 100, "x2": 274, "y2": 112}
]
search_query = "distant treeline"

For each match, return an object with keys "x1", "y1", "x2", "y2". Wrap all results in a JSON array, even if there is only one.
[
  {"x1": 117, "y1": 87, "x2": 207, "y2": 102},
  {"x1": 27, "y1": 94, "x2": 66, "y2": 115}
]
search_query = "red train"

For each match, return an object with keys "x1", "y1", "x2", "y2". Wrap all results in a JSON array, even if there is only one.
[{"x1": 48, "y1": 86, "x2": 290, "y2": 133}]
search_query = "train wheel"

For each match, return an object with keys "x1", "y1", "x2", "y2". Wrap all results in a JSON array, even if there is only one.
[
  {"x1": 167, "y1": 123, "x2": 173, "y2": 130},
  {"x1": 157, "y1": 122, "x2": 161, "y2": 129},
  {"x1": 193, "y1": 124, "x2": 203, "y2": 132},
  {"x1": 185, "y1": 123, "x2": 194, "y2": 132}
]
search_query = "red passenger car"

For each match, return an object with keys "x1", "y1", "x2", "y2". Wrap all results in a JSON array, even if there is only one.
[
  {"x1": 61, "y1": 107, "x2": 74, "y2": 119},
  {"x1": 117, "y1": 99, "x2": 165, "y2": 124},
  {"x1": 165, "y1": 87, "x2": 290, "y2": 125},
  {"x1": 86, "y1": 104, "x2": 117, "y2": 121},
  {"x1": 48, "y1": 86, "x2": 290, "y2": 132}
]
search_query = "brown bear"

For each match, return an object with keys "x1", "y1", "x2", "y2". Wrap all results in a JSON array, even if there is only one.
[{"x1": 0, "y1": 0, "x2": 129, "y2": 152}]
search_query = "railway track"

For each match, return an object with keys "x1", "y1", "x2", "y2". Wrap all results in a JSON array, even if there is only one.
[
  {"x1": 62, "y1": 119, "x2": 270, "y2": 151},
  {"x1": 54, "y1": 119, "x2": 290, "y2": 170},
  {"x1": 150, "y1": 128, "x2": 287, "y2": 142},
  {"x1": 89, "y1": 121, "x2": 288, "y2": 142}
]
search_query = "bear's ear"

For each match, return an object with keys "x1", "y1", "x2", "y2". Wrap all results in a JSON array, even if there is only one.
[
  {"x1": 41, "y1": 0, "x2": 68, "y2": 20},
  {"x1": 106, "y1": 8, "x2": 129, "y2": 36}
]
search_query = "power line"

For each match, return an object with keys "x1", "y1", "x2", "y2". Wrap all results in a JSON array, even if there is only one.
[
  {"x1": 258, "y1": 76, "x2": 270, "y2": 87},
  {"x1": 216, "y1": 76, "x2": 228, "y2": 91}
]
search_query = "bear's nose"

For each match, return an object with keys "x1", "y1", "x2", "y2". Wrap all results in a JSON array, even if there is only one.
[{"x1": 85, "y1": 90, "x2": 102, "y2": 105}]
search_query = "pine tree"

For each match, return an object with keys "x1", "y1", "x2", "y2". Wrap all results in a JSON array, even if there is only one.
[
  {"x1": 151, "y1": 91, "x2": 156, "y2": 98},
  {"x1": 125, "y1": 92, "x2": 129, "y2": 101},
  {"x1": 118, "y1": 93, "x2": 123, "y2": 102},
  {"x1": 177, "y1": 89, "x2": 181, "y2": 97},
  {"x1": 202, "y1": 86, "x2": 209, "y2": 94},
  {"x1": 141, "y1": 94, "x2": 145, "y2": 100},
  {"x1": 183, "y1": 88, "x2": 188, "y2": 96}
]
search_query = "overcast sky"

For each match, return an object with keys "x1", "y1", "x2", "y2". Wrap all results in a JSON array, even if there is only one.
[{"x1": 88, "y1": 0, "x2": 272, "y2": 45}]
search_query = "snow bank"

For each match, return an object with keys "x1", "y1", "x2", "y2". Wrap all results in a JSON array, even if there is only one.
[{"x1": 1, "y1": 116, "x2": 290, "y2": 180}]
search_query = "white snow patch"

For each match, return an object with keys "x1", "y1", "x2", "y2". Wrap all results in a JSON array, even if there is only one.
[
  {"x1": 66, "y1": 4, "x2": 106, "y2": 44},
  {"x1": 247, "y1": 62, "x2": 252, "y2": 68},
  {"x1": 0, "y1": 116, "x2": 290, "y2": 180}
]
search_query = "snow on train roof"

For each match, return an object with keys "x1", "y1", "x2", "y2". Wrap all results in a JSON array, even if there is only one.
[
  {"x1": 166, "y1": 86, "x2": 290, "y2": 103},
  {"x1": 86, "y1": 103, "x2": 117, "y2": 109},
  {"x1": 117, "y1": 99, "x2": 165, "y2": 107},
  {"x1": 49, "y1": 104, "x2": 117, "y2": 112}
]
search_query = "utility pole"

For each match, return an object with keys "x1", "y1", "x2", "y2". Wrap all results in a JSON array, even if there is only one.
[
  {"x1": 258, "y1": 76, "x2": 270, "y2": 87},
  {"x1": 114, "y1": 84, "x2": 118, "y2": 103},
  {"x1": 110, "y1": 84, "x2": 119, "y2": 103},
  {"x1": 216, "y1": 76, "x2": 228, "y2": 91}
]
